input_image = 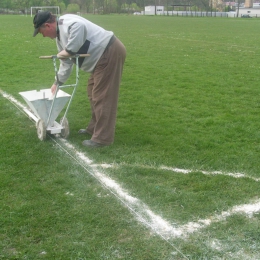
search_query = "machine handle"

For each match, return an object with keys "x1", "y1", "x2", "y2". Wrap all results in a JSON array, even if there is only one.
[{"x1": 39, "y1": 54, "x2": 90, "y2": 59}]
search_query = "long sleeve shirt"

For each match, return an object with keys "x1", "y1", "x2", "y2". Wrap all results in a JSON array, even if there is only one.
[{"x1": 55, "y1": 14, "x2": 113, "y2": 84}]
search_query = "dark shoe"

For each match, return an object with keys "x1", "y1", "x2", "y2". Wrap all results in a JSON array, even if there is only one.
[
  {"x1": 82, "y1": 139, "x2": 107, "y2": 148},
  {"x1": 78, "y1": 129, "x2": 92, "y2": 135}
]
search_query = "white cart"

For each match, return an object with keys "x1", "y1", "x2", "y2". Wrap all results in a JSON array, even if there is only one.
[{"x1": 19, "y1": 54, "x2": 89, "y2": 141}]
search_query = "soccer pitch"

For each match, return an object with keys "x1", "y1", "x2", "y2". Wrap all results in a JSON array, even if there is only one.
[{"x1": 1, "y1": 14, "x2": 260, "y2": 259}]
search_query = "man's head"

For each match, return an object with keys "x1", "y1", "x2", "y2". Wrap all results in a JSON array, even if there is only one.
[{"x1": 33, "y1": 11, "x2": 57, "y2": 39}]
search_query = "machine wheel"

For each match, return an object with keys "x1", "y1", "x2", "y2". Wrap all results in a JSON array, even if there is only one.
[
  {"x1": 37, "y1": 119, "x2": 46, "y2": 141},
  {"x1": 60, "y1": 117, "x2": 69, "y2": 139}
]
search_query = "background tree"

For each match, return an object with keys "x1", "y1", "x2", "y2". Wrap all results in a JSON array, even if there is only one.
[
  {"x1": 66, "y1": 3, "x2": 80, "y2": 12},
  {"x1": 116, "y1": 0, "x2": 123, "y2": 13},
  {"x1": 12, "y1": 0, "x2": 24, "y2": 10},
  {"x1": 59, "y1": 1, "x2": 66, "y2": 12},
  {"x1": 0, "y1": 0, "x2": 219, "y2": 15},
  {"x1": 0, "y1": 0, "x2": 14, "y2": 11},
  {"x1": 71, "y1": 0, "x2": 87, "y2": 11},
  {"x1": 94, "y1": 0, "x2": 105, "y2": 13}
]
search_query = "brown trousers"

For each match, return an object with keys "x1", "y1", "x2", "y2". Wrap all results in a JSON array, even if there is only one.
[{"x1": 86, "y1": 37, "x2": 126, "y2": 145}]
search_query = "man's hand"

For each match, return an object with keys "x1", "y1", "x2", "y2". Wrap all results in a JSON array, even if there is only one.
[
  {"x1": 51, "y1": 84, "x2": 57, "y2": 95},
  {"x1": 57, "y1": 50, "x2": 71, "y2": 59}
]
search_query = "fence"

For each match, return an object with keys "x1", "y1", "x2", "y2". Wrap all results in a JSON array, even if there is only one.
[{"x1": 144, "y1": 11, "x2": 260, "y2": 18}]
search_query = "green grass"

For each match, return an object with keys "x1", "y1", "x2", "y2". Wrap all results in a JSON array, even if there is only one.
[{"x1": 1, "y1": 14, "x2": 260, "y2": 259}]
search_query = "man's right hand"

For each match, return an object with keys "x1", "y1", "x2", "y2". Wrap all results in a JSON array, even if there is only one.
[{"x1": 51, "y1": 84, "x2": 57, "y2": 95}]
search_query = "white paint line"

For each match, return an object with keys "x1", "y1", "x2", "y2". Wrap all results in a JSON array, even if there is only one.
[
  {"x1": 60, "y1": 139, "x2": 260, "y2": 239},
  {"x1": 1, "y1": 91, "x2": 27, "y2": 110},
  {"x1": 0, "y1": 90, "x2": 38, "y2": 122},
  {"x1": 160, "y1": 166, "x2": 260, "y2": 182},
  {"x1": 60, "y1": 139, "x2": 183, "y2": 239},
  {"x1": 224, "y1": 201, "x2": 260, "y2": 218},
  {"x1": 95, "y1": 163, "x2": 260, "y2": 182},
  {"x1": 2, "y1": 90, "x2": 260, "y2": 242},
  {"x1": 179, "y1": 200, "x2": 260, "y2": 237},
  {"x1": 160, "y1": 166, "x2": 191, "y2": 174}
]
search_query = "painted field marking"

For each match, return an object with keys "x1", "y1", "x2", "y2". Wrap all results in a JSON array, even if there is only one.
[
  {"x1": 2, "y1": 89, "x2": 260, "y2": 258},
  {"x1": 58, "y1": 141, "x2": 260, "y2": 239},
  {"x1": 160, "y1": 166, "x2": 260, "y2": 182},
  {"x1": 93, "y1": 163, "x2": 260, "y2": 183}
]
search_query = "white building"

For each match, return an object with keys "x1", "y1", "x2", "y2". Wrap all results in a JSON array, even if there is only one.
[
  {"x1": 237, "y1": 8, "x2": 260, "y2": 16},
  {"x1": 236, "y1": 3, "x2": 260, "y2": 17},
  {"x1": 142, "y1": 6, "x2": 164, "y2": 15}
]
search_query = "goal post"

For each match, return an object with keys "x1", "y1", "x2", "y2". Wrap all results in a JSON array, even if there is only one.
[{"x1": 30, "y1": 6, "x2": 60, "y2": 17}]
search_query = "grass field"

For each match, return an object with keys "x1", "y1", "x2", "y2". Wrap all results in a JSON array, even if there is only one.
[{"x1": 1, "y1": 14, "x2": 260, "y2": 259}]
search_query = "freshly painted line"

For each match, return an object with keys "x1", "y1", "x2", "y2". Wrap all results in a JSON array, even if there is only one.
[
  {"x1": 2, "y1": 90, "x2": 260, "y2": 258},
  {"x1": 0, "y1": 90, "x2": 38, "y2": 122},
  {"x1": 58, "y1": 139, "x2": 181, "y2": 238},
  {"x1": 160, "y1": 166, "x2": 260, "y2": 182},
  {"x1": 53, "y1": 138, "x2": 188, "y2": 258},
  {"x1": 57, "y1": 140, "x2": 260, "y2": 239},
  {"x1": 96, "y1": 163, "x2": 260, "y2": 182},
  {"x1": 0, "y1": 90, "x2": 188, "y2": 258},
  {"x1": 178, "y1": 200, "x2": 260, "y2": 237}
]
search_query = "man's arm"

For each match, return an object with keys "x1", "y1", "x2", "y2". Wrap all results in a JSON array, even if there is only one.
[
  {"x1": 51, "y1": 50, "x2": 74, "y2": 94},
  {"x1": 57, "y1": 50, "x2": 71, "y2": 58}
]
